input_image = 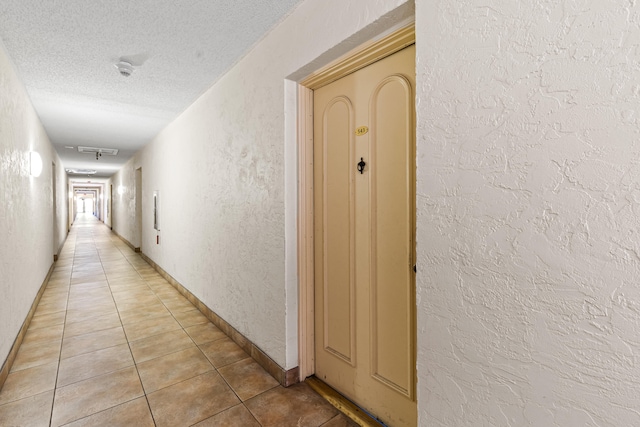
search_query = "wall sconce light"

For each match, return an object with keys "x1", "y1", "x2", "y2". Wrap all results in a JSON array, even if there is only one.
[
  {"x1": 118, "y1": 185, "x2": 125, "y2": 195},
  {"x1": 30, "y1": 151, "x2": 43, "y2": 177}
]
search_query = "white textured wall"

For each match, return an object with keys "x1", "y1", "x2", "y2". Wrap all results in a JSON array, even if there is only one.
[
  {"x1": 101, "y1": 0, "x2": 640, "y2": 422},
  {"x1": 0, "y1": 39, "x2": 67, "y2": 366},
  {"x1": 111, "y1": 0, "x2": 413, "y2": 370},
  {"x1": 417, "y1": 0, "x2": 640, "y2": 425}
]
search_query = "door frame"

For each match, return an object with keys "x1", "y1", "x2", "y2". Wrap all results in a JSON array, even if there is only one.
[{"x1": 297, "y1": 23, "x2": 416, "y2": 381}]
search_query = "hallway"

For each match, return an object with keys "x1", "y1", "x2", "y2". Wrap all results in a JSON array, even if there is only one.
[{"x1": 0, "y1": 214, "x2": 354, "y2": 426}]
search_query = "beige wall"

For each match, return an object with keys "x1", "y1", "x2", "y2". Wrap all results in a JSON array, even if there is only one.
[{"x1": 0, "y1": 39, "x2": 67, "y2": 366}]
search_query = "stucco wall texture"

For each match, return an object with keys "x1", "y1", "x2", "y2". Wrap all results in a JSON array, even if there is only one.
[
  {"x1": 109, "y1": 0, "x2": 640, "y2": 425},
  {"x1": 110, "y1": 0, "x2": 412, "y2": 372},
  {"x1": 417, "y1": 0, "x2": 640, "y2": 425},
  {"x1": 0, "y1": 40, "x2": 67, "y2": 367}
]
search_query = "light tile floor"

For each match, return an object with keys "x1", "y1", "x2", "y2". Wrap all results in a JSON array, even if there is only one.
[{"x1": 0, "y1": 214, "x2": 356, "y2": 427}]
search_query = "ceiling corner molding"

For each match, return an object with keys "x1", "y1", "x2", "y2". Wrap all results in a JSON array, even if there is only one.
[{"x1": 300, "y1": 23, "x2": 415, "y2": 90}]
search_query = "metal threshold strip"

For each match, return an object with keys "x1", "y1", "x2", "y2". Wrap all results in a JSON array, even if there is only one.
[{"x1": 305, "y1": 376, "x2": 387, "y2": 427}]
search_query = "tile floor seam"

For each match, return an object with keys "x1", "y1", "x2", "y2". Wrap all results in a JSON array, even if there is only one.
[
  {"x1": 245, "y1": 404, "x2": 264, "y2": 427},
  {"x1": 55, "y1": 395, "x2": 148, "y2": 427},
  {"x1": 128, "y1": 336, "x2": 198, "y2": 362},
  {"x1": 59, "y1": 333, "x2": 127, "y2": 361},
  {"x1": 101, "y1": 237, "x2": 169, "y2": 427},
  {"x1": 50, "y1": 257, "x2": 72, "y2": 427},
  {"x1": 122, "y1": 323, "x2": 183, "y2": 345},
  {"x1": 139, "y1": 365, "x2": 217, "y2": 396},
  {"x1": 99, "y1": 236, "x2": 149, "y2": 395},
  {"x1": 210, "y1": 365, "x2": 259, "y2": 425},
  {"x1": 125, "y1": 355, "x2": 157, "y2": 427}
]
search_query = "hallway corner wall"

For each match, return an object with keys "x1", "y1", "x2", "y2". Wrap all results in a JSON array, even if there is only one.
[
  {"x1": 109, "y1": 0, "x2": 412, "y2": 372},
  {"x1": 416, "y1": 1, "x2": 640, "y2": 425},
  {"x1": 0, "y1": 38, "x2": 67, "y2": 367}
]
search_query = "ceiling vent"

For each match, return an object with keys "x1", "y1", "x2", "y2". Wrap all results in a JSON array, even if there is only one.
[
  {"x1": 78, "y1": 146, "x2": 119, "y2": 156},
  {"x1": 66, "y1": 169, "x2": 97, "y2": 175}
]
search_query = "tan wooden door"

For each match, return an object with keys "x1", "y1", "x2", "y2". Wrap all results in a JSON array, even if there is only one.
[{"x1": 313, "y1": 44, "x2": 416, "y2": 427}]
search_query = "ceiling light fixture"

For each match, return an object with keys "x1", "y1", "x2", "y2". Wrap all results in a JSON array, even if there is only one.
[
  {"x1": 66, "y1": 168, "x2": 97, "y2": 175},
  {"x1": 114, "y1": 60, "x2": 134, "y2": 77},
  {"x1": 77, "y1": 146, "x2": 118, "y2": 161}
]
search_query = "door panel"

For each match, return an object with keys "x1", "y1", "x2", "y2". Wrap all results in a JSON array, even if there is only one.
[
  {"x1": 370, "y1": 75, "x2": 415, "y2": 398},
  {"x1": 322, "y1": 97, "x2": 356, "y2": 364},
  {"x1": 314, "y1": 44, "x2": 416, "y2": 426}
]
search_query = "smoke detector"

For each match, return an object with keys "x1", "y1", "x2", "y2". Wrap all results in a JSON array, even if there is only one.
[{"x1": 114, "y1": 61, "x2": 134, "y2": 77}]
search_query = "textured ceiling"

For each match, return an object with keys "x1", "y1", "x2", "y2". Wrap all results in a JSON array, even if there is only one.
[{"x1": 0, "y1": 0, "x2": 301, "y2": 178}]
